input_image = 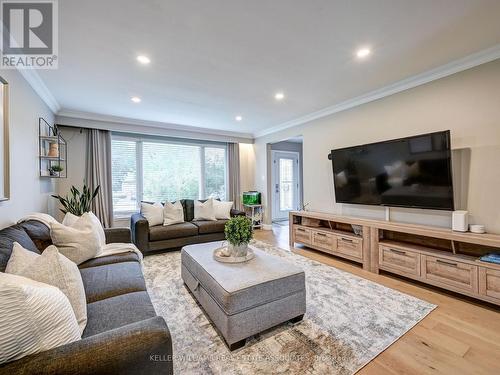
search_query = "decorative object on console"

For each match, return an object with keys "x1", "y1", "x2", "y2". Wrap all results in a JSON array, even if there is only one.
[
  {"x1": 351, "y1": 224, "x2": 363, "y2": 236},
  {"x1": 52, "y1": 184, "x2": 100, "y2": 216},
  {"x1": 470, "y1": 224, "x2": 486, "y2": 234},
  {"x1": 479, "y1": 253, "x2": 500, "y2": 264},
  {"x1": 224, "y1": 216, "x2": 253, "y2": 257},
  {"x1": 452, "y1": 210, "x2": 469, "y2": 232}
]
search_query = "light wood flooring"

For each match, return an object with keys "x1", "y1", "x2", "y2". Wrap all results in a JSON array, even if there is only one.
[{"x1": 254, "y1": 224, "x2": 500, "y2": 375}]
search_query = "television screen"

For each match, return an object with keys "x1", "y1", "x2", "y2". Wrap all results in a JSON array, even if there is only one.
[{"x1": 331, "y1": 131, "x2": 454, "y2": 210}]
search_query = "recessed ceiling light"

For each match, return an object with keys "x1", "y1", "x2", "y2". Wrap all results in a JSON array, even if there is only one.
[
  {"x1": 136, "y1": 55, "x2": 151, "y2": 64},
  {"x1": 131, "y1": 96, "x2": 141, "y2": 103},
  {"x1": 356, "y1": 48, "x2": 371, "y2": 59},
  {"x1": 274, "y1": 92, "x2": 285, "y2": 101},
  {"x1": 235, "y1": 115, "x2": 243, "y2": 122}
]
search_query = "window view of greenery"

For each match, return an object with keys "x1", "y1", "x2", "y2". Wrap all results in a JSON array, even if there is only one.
[
  {"x1": 205, "y1": 147, "x2": 226, "y2": 199},
  {"x1": 111, "y1": 137, "x2": 227, "y2": 216},
  {"x1": 111, "y1": 140, "x2": 137, "y2": 214},
  {"x1": 143, "y1": 142, "x2": 200, "y2": 202}
]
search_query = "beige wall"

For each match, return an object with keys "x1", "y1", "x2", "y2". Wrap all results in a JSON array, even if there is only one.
[
  {"x1": 254, "y1": 60, "x2": 500, "y2": 233},
  {"x1": 0, "y1": 70, "x2": 55, "y2": 228}
]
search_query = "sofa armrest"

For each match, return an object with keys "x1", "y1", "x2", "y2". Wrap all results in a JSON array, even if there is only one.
[
  {"x1": 104, "y1": 227, "x2": 131, "y2": 244},
  {"x1": 0, "y1": 317, "x2": 173, "y2": 375},
  {"x1": 131, "y1": 213, "x2": 150, "y2": 253},
  {"x1": 230, "y1": 208, "x2": 246, "y2": 217}
]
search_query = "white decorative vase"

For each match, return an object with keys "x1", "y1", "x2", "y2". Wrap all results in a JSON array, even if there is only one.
[{"x1": 228, "y1": 243, "x2": 248, "y2": 257}]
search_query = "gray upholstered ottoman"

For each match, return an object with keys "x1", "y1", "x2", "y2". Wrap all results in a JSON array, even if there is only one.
[{"x1": 181, "y1": 242, "x2": 306, "y2": 350}]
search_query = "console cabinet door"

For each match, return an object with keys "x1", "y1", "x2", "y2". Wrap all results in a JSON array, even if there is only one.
[
  {"x1": 379, "y1": 245, "x2": 420, "y2": 276},
  {"x1": 422, "y1": 255, "x2": 478, "y2": 293},
  {"x1": 312, "y1": 231, "x2": 336, "y2": 253},
  {"x1": 336, "y1": 236, "x2": 362, "y2": 260},
  {"x1": 479, "y1": 267, "x2": 500, "y2": 303},
  {"x1": 294, "y1": 227, "x2": 312, "y2": 245}
]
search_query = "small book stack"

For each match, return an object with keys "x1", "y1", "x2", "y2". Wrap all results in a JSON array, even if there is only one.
[{"x1": 479, "y1": 253, "x2": 500, "y2": 265}]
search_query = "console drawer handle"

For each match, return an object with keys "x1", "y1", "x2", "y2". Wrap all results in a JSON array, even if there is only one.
[
  {"x1": 316, "y1": 233, "x2": 327, "y2": 237},
  {"x1": 297, "y1": 228, "x2": 306, "y2": 232},
  {"x1": 340, "y1": 238, "x2": 353, "y2": 243},
  {"x1": 436, "y1": 259, "x2": 458, "y2": 267},
  {"x1": 389, "y1": 249, "x2": 406, "y2": 256}
]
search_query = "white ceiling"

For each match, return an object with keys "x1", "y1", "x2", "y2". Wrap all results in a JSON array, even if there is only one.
[{"x1": 38, "y1": 0, "x2": 500, "y2": 137}]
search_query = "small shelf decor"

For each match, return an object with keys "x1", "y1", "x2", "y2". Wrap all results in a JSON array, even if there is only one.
[{"x1": 39, "y1": 118, "x2": 67, "y2": 178}]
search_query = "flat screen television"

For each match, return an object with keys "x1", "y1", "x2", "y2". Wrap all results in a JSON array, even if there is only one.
[{"x1": 330, "y1": 131, "x2": 454, "y2": 210}]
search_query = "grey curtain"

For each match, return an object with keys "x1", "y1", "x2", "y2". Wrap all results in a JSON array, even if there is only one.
[
  {"x1": 227, "y1": 143, "x2": 241, "y2": 210},
  {"x1": 85, "y1": 129, "x2": 113, "y2": 228}
]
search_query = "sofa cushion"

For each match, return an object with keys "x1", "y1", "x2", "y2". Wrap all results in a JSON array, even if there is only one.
[
  {"x1": 192, "y1": 220, "x2": 228, "y2": 235},
  {"x1": 17, "y1": 220, "x2": 52, "y2": 251},
  {"x1": 78, "y1": 252, "x2": 140, "y2": 269},
  {"x1": 80, "y1": 262, "x2": 147, "y2": 303},
  {"x1": 149, "y1": 222, "x2": 198, "y2": 241},
  {"x1": 83, "y1": 291, "x2": 156, "y2": 338},
  {"x1": 0, "y1": 225, "x2": 40, "y2": 272}
]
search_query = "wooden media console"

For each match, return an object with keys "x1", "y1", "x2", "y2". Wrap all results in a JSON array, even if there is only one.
[{"x1": 290, "y1": 210, "x2": 500, "y2": 306}]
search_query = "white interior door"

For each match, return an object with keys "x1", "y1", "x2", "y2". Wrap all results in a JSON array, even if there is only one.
[{"x1": 272, "y1": 151, "x2": 299, "y2": 221}]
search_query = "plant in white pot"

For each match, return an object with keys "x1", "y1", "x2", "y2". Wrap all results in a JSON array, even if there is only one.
[{"x1": 224, "y1": 216, "x2": 253, "y2": 257}]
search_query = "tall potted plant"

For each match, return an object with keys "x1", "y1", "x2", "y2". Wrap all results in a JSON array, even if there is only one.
[
  {"x1": 224, "y1": 216, "x2": 253, "y2": 257},
  {"x1": 51, "y1": 184, "x2": 100, "y2": 215}
]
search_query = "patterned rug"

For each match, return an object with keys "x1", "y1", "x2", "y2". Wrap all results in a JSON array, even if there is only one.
[{"x1": 143, "y1": 240, "x2": 436, "y2": 374}]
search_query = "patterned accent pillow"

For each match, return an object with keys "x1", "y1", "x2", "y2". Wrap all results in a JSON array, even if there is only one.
[
  {"x1": 6, "y1": 242, "x2": 88, "y2": 333},
  {"x1": 0, "y1": 273, "x2": 81, "y2": 364}
]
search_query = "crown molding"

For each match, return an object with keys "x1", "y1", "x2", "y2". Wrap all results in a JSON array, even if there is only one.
[
  {"x1": 254, "y1": 44, "x2": 500, "y2": 138},
  {"x1": 56, "y1": 109, "x2": 254, "y2": 143},
  {"x1": 18, "y1": 69, "x2": 60, "y2": 113}
]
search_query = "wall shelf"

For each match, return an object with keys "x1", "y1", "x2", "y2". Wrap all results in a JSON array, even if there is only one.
[{"x1": 39, "y1": 118, "x2": 67, "y2": 178}]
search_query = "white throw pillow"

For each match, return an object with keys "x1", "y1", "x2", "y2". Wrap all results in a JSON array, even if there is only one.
[
  {"x1": 6, "y1": 243, "x2": 88, "y2": 333},
  {"x1": 50, "y1": 213, "x2": 101, "y2": 264},
  {"x1": 62, "y1": 212, "x2": 105, "y2": 247},
  {"x1": 0, "y1": 273, "x2": 81, "y2": 364},
  {"x1": 62, "y1": 212, "x2": 79, "y2": 226},
  {"x1": 213, "y1": 200, "x2": 233, "y2": 220},
  {"x1": 140, "y1": 202, "x2": 164, "y2": 226},
  {"x1": 194, "y1": 199, "x2": 216, "y2": 221},
  {"x1": 163, "y1": 201, "x2": 184, "y2": 226}
]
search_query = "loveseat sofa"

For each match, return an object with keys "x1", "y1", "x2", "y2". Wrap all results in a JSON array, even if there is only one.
[
  {"x1": 131, "y1": 199, "x2": 245, "y2": 253},
  {"x1": 0, "y1": 220, "x2": 173, "y2": 375}
]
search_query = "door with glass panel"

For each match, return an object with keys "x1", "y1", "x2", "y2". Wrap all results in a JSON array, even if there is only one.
[{"x1": 272, "y1": 151, "x2": 299, "y2": 221}]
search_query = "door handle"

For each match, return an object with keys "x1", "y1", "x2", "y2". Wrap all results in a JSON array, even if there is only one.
[{"x1": 275, "y1": 184, "x2": 279, "y2": 193}]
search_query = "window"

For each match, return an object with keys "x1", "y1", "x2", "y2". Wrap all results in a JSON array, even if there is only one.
[{"x1": 111, "y1": 135, "x2": 227, "y2": 217}]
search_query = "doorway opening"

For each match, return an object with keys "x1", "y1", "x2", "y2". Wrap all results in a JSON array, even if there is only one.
[{"x1": 269, "y1": 136, "x2": 303, "y2": 223}]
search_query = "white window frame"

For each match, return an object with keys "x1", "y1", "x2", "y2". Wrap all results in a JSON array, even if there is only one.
[{"x1": 111, "y1": 133, "x2": 228, "y2": 219}]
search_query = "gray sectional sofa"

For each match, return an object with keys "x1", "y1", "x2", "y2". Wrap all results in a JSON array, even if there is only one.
[
  {"x1": 0, "y1": 221, "x2": 173, "y2": 375},
  {"x1": 131, "y1": 199, "x2": 245, "y2": 253}
]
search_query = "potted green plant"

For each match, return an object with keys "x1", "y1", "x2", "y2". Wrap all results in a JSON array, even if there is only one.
[
  {"x1": 49, "y1": 164, "x2": 64, "y2": 177},
  {"x1": 51, "y1": 184, "x2": 100, "y2": 215},
  {"x1": 224, "y1": 216, "x2": 253, "y2": 257}
]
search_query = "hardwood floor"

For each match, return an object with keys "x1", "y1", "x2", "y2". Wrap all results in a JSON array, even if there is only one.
[{"x1": 254, "y1": 225, "x2": 500, "y2": 375}]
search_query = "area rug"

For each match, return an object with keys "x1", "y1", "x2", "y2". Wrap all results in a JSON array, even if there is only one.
[{"x1": 143, "y1": 240, "x2": 436, "y2": 374}]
